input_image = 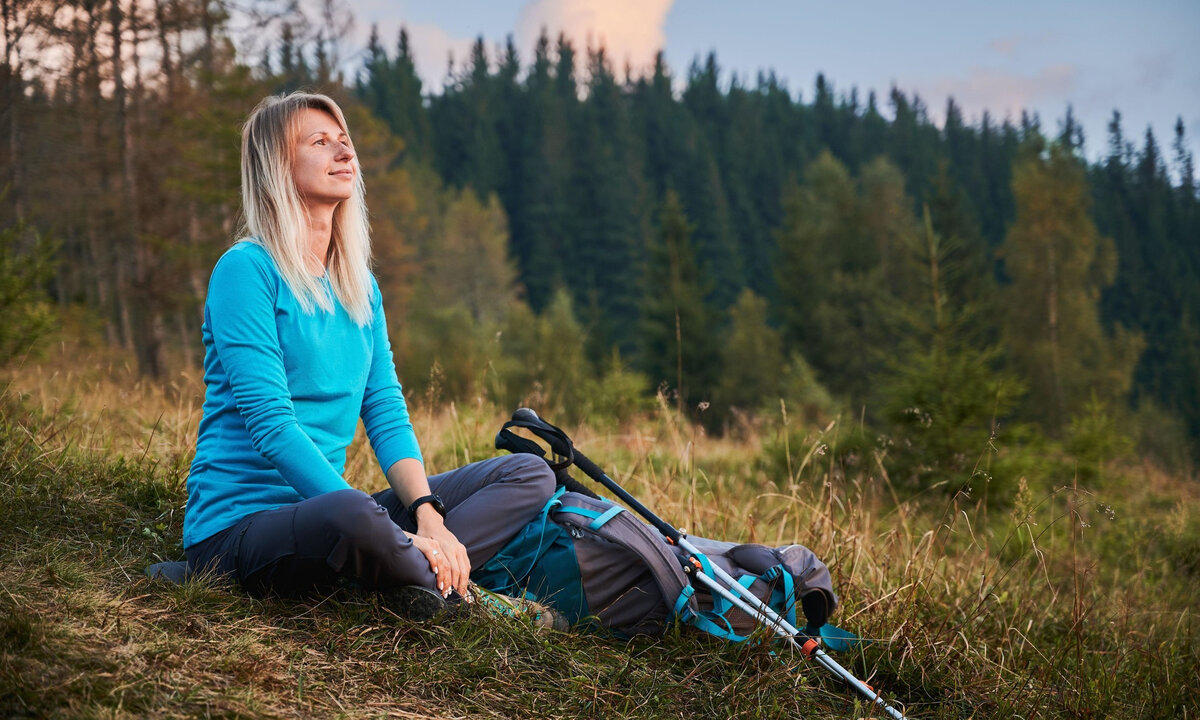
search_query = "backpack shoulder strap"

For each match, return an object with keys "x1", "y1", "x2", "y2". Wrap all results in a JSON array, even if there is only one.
[{"x1": 552, "y1": 494, "x2": 698, "y2": 622}]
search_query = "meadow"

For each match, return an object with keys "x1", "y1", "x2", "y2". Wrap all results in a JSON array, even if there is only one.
[{"x1": 2, "y1": 338, "x2": 1197, "y2": 719}]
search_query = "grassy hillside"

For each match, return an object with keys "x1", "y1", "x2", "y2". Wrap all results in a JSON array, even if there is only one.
[{"x1": 2, "y1": 343, "x2": 1197, "y2": 719}]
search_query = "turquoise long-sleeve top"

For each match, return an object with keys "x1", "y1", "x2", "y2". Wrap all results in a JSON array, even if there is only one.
[{"x1": 183, "y1": 240, "x2": 421, "y2": 548}]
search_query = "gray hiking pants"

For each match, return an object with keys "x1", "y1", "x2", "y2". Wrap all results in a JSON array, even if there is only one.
[{"x1": 185, "y1": 454, "x2": 554, "y2": 597}]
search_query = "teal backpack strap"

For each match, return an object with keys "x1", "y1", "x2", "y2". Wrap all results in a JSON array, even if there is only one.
[
  {"x1": 558, "y1": 503, "x2": 624, "y2": 530},
  {"x1": 763, "y1": 565, "x2": 798, "y2": 630},
  {"x1": 671, "y1": 584, "x2": 696, "y2": 621},
  {"x1": 471, "y1": 486, "x2": 566, "y2": 593},
  {"x1": 680, "y1": 553, "x2": 751, "y2": 642},
  {"x1": 683, "y1": 562, "x2": 803, "y2": 644}
]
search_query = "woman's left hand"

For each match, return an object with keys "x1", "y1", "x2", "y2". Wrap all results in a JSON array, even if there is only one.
[{"x1": 415, "y1": 509, "x2": 470, "y2": 598}]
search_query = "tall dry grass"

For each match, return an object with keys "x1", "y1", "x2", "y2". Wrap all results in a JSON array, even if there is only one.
[{"x1": 3, "y1": 339, "x2": 1197, "y2": 718}]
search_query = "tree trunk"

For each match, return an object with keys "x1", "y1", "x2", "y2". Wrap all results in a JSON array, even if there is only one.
[
  {"x1": 1047, "y1": 238, "x2": 1065, "y2": 427},
  {"x1": 1, "y1": 0, "x2": 24, "y2": 220},
  {"x1": 111, "y1": 0, "x2": 163, "y2": 377}
]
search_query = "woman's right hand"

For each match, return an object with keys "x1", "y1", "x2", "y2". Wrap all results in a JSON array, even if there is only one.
[{"x1": 407, "y1": 533, "x2": 454, "y2": 596}]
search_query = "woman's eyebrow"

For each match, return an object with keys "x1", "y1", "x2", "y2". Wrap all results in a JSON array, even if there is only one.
[{"x1": 305, "y1": 129, "x2": 350, "y2": 140}]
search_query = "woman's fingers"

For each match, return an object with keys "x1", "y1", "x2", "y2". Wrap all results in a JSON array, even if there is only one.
[
  {"x1": 450, "y1": 540, "x2": 470, "y2": 596},
  {"x1": 410, "y1": 535, "x2": 450, "y2": 592},
  {"x1": 420, "y1": 525, "x2": 471, "y2": 597},
  {"x1": 433, "y1": 547, "x2": 454, "y2": 595}
]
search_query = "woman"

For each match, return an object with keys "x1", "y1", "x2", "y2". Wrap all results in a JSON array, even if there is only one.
[{"x1": 183, "y1": 92, "x2": 554, "y2": 612}]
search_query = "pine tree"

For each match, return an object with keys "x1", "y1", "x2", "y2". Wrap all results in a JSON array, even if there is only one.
[
  {"x1": 713, "y1": 289, "x2": 785, "y2": 425},
  {"x1": 1002, "y1": 141, "x2": 1143, "y2": 431},
  {"x1": 880, "y1": 207, "x2": 1022, "y2": 491},
  {"x1": 638, "y1": 190, "x2": 720, "y2": 412}
]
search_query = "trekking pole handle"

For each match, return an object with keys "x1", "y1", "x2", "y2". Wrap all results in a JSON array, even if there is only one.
[{"x1": 569, "y1": 449, "x2": 684, "y2": 545}]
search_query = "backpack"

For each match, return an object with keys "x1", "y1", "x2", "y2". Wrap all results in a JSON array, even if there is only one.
[{"x1": 470, "y1": 487, "x2": 838, "y2": 639}]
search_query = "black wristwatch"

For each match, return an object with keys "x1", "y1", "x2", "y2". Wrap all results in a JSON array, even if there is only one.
[{"x1": 408, "y1": 494, "x2": 446, "y2": 519}]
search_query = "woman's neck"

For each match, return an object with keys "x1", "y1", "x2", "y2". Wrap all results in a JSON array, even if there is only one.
[{"x1": 304, "y1": 204, "x2": 335, "y2": 275}]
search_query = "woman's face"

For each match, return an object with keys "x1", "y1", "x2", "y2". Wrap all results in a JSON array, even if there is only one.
[{"x1": 292, "y1": 107, "x2": 356, "y2": 208}]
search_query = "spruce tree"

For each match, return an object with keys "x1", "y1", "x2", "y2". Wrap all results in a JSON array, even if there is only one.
[
  {"x1": 1002, "y1": 141, "x2": 1143, "y2": 431},
  {"x1": 638, "y1": 190, "x2": 720, "y2": 412},
  {"x1": 714, "y1": 289, "x2": 785, "y2": 425}
]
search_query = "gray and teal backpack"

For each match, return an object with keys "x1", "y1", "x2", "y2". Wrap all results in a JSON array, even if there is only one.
[{"x1": 470, "y1": 485, "x2": 838, "y2": 639}]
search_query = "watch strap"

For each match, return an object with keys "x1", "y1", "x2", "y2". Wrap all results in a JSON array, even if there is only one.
[{"x1": 408, "y1": 494, "x2": 446, "y2": 518}]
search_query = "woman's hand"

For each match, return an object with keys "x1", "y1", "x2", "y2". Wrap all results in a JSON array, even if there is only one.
[{"x1": 412, "y1": 509, "x2": 471, "y2": 598}]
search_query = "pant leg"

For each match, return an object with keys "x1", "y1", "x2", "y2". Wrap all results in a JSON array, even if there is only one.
[
  {"x1": 373, "y1": 454, "x2": 555, "y2": 568},
  {"x1": 188, "y1": 488, "x2": 436, "y2": 597}
]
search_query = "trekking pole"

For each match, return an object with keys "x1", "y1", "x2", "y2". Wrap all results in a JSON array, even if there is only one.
[{"x1": 502, "y1": 409, "x2": 909, "y2": 720}]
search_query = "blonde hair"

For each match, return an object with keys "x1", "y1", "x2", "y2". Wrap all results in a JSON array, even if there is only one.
[{"x1": 236, "y1": 92, "x2": 374, "y2": 325}]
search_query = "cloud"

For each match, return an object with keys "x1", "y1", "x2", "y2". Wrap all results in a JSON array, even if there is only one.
[
  {"x1": 919, "y1": 64, "x2": 1080, "y2": 124},
  {"x1": 987, "y1": 32, "x2": 1057, "y2": 60},
  {"x1": 402, "y1": 22, "x2": 475, "y2": 89},
  {"x1": 515, "y1": 0, "x2": 675, "y2": 76},
  {"x1": 352, "y1": 19, "x2": 473, "y2": 90},
  {"x1": 988, "y1": 37, "x2": 1019, "y2": 59}
]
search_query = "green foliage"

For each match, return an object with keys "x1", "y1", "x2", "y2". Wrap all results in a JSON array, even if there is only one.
[
  {"x1": 1002, "y1": 142, "x2": 1144, "y2": 432},
  {"x1": 774, "y1": 153, "x2": 911, "y2": 404},
  {"x1": 879, "y1": 208, "x2": 1024, "y2": 494},
  {"x1": 638, "y1": 190, "x2": 720, "y2": 412},
  {"x1": 1065, "y1": 394, "x2": 1135, "y2": 484},
  {"x1": 419, "y1": 188, "x2": 518, "y2": 325},
  {"x1": 490, "y1": 291, "x2": 590, "y2": 422},
  {"x1": 579, "y1": 350, "x2": 654, "y2": 427},
  {"x1": 778, "y1": 352, "x2": 837, "y2": 426},
  {"x1": 713, "y1": 289, "x2": 785, "y2": 426},
  {"x1": 0, "y1": 220, "x2": 57, "y2": 365},
  {"x1": 398, "y1": 302, "x2": 490, "y2": 405}
]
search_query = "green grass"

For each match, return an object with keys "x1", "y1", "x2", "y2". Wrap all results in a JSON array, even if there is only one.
[{"x1": 1, "y1": 361, "x2": 1198, "y2": 718}]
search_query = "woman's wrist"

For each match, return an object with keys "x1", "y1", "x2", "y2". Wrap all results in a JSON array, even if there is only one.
[{"x1": 414, "y1": 502, "x2": 445, "y2": 530}]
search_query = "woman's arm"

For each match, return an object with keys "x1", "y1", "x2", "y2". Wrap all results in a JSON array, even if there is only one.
[
  {"x1": 207, "y1": 248, "x2": 352, "y2": 498},
  {"x1": 385, "y1": 458, "x2": 470, "y2": 597},
  {"x1": 363, "y1": 283, "x2": 469, "y2": 596}
]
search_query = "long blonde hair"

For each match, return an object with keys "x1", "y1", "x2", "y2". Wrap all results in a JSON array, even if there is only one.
[{"x1": 236, "y1": 92, "x2": 374, "y2": 325}]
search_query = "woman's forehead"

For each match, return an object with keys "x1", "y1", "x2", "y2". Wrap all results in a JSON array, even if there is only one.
[{"x1": 296, "y1": 106, "x2": 346, "y2": 137}]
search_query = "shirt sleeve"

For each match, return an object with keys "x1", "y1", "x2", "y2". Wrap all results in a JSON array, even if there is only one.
[
  {"x1": 205, "y1": 249, "x2": 353, "y2": 499},
  {"x1": 360, "y1": 277, "x2": 423, "y2": 473}
]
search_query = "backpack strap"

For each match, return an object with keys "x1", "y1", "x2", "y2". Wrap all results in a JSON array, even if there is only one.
[
  {"x1": 559, "y1": 503, "x2": 624, "y2": 530},
  {"x1": 762, "y1": 564, "x2": 798, "y2": 631},
  {"x1": 472, "y1": 486, "x2": 566, "y2": 591},
  {"x1": 681, "y1": 562, "x2": 801, "y2": 644},
  {"x1": 552, "y1": 493, "x2": 697, "y2": 628}
]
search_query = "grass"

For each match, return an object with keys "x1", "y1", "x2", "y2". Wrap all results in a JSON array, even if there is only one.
[{"x1": 1, "y1": 342, "x2": 1198, "y2": 718}]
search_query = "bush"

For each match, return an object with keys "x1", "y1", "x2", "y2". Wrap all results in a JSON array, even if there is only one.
[
  {"x1": 0, "y1": 219, "x2": 57, "y2": 365},
  {"x1": 1065, "y1": 394, "x2": 1135, "y2": 483}
]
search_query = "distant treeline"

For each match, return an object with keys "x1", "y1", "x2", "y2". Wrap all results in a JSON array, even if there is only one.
[
  {"x1": 357, "y1": 28, "x2": 1199, "y2": 458},
  {"x1": 1, "y1": 2, "x2": 1197, "y2": 474}
]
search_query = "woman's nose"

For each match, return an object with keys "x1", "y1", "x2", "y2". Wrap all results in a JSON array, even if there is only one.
[{"x1": 336, "y1": 141, "x2": 354, "y2": 161}]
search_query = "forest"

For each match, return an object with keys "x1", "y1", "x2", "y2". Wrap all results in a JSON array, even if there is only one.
[{"x1": 2, "y1": 0, "x2": 1198, "y2": 481}]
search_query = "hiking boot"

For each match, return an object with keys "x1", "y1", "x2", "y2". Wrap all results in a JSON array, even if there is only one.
[
  {"x1": 380, "y1": 584, "x2": 450, "y2": 622},
  {"x1": 470, "y1": 585, "x2": 571, "y2": 632}
]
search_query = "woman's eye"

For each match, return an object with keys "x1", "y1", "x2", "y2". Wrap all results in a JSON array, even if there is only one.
[{"x1": 315, "y1": 139, "x2": 326, "y2": 146}]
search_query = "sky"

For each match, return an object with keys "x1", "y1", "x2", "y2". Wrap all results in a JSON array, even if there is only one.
[{"x1": 341, "y1": 0, "x2": 1200, "y2": 168}]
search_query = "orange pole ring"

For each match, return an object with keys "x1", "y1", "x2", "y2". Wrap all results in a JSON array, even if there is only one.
[{"x1": 801, "y1": 638, "x2": 820, "y2": 658}]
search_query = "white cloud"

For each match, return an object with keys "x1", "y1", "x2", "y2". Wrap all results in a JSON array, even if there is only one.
[
  {"x1": 515, "y1": 0, "x2": 675, "y2": 77},
  {"x1": 986, "y1": 32, "x2": 1057, "y2": 61},
  {"x1": 402, "y1": 22, "x2": 475, "y2": 90},
  {"x1": 919, "y1": 63, "x2": 1079, "y2": 125}
]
